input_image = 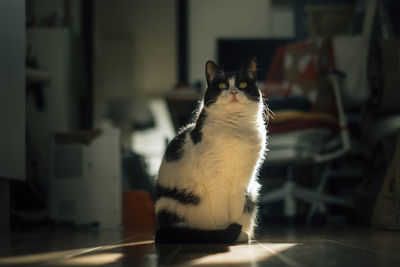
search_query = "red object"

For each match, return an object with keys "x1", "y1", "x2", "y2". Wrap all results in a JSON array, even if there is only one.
[
  {"x1": 300, "y1": 57, "x2": 318, "y2": 81},
  {"x1": 123, "y1": 190, "x2": 156, "y2": 231}
]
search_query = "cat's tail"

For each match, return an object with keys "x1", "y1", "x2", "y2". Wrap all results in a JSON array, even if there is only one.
[{"x1": 155, "y1": 223, "x2": 243, "y2": 244}]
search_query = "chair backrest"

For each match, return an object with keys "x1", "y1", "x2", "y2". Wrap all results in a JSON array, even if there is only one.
[
  {"x1": 264, "y1": 39, "x2": 338, "y2": 119},
  {"x1": 265, "y1": 0, "x2": 378, "y2": 110}
]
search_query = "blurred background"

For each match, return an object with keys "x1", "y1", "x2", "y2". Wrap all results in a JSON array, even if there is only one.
[{"x1": 1, "y1": 0, "x2": 400, "y2": 233}]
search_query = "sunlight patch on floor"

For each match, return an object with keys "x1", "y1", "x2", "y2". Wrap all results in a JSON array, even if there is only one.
[
  {"x1": 0, "y1": 248, "x2": 86, "y2": 265},
  {"x1": 0, "y1": 240, "x2": 154, "y2": 265},
  {"x1": 189, "y1": 243, "x2": 297, "y2": 265},
  {"x1": 61, "y1": 253, "x2": 123, "y2": 266}
]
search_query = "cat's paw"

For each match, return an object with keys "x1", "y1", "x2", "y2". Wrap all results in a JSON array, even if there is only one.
[{"x1": 236, "y1": 231, "x2": 249, "y2": 243}]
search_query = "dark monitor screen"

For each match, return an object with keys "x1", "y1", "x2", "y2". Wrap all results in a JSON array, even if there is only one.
[{"x1": 217, "y1": 38, "x2": 294, "y2": 81}]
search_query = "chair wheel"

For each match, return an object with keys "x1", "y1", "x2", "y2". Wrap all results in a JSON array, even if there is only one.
[{"x1": 311, "y1": 212, "x2": 327, "y2": 225}]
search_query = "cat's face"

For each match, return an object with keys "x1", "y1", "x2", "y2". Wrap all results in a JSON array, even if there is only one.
[{"x1": 203, "y1": 59, "x2": 261, "y2": 108}]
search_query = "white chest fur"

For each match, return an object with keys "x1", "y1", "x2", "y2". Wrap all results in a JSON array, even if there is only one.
[
  {"x1": 179, "y1": 106, "x2": 264, "y2": 228},
  {"x1": 156, "y1": 101, "x2": 266, "y2": 230}
]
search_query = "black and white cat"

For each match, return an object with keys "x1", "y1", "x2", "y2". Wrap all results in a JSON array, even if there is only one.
[{"x1": 155, "y1": 59, "x2": 267, "y2": 243}]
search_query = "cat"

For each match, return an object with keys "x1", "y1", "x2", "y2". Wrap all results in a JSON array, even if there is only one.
[{"x1": 155, "y1": 58, "x2": 267, "y2": 243}]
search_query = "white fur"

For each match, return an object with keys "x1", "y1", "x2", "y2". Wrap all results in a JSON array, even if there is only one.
[
  {"x1": 228, "y1": 78, "x2": 236, "y2": 89},
  {"x1": 156, "y1": 77, "x2": 267, "y2": 240}
]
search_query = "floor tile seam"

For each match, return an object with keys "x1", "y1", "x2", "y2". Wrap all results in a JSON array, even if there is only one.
[
  {"x1": 255, "y1": 240, "x2": 306, "y2": 267},
  {"x1": 40, "y1": 234, "x2": 147, "y2": 265},
  {"x1": 108, "y1": 234, "x2": 147, "y2": 246},
  {"x1": 8, "y1": 233, "x2": 146, "y2": 257},
  {"x1": 4, "y1": 232, "x2": 144, "y2": 251},
  {"x1": 161, "y1": 245, "x2": 182, "y2": 266},
  {"x1": 4, "y1": 237, "x2": 80, "y2": 251},
  {"x1": 43, "y1": 246, "x2": 104, "y2": 266}
]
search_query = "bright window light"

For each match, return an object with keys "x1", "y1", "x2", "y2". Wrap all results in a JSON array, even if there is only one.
[{"x1": 132, "y1": 98, "x2": 175, "y2": 176}]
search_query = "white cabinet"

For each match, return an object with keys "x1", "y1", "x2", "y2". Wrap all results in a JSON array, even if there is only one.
[{"x1": 49, "y1": 129, "x2": 122, "y2": 229}]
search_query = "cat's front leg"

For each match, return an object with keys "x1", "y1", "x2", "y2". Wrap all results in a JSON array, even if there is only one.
[{"x1": 237, "y1": 192, "x2": 258, "y2": 239}]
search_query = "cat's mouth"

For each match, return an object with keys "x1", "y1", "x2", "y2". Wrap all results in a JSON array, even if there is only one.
[{"x1": 230, "y1": 96, "x2": 241, "y2": 104}]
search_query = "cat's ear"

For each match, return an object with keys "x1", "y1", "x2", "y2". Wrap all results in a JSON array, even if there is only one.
[
  {"x1": 245, "y1": 58, "x2": 257, "y2": 81},
  {"x1": 205, "y1": 60, "x2": 221, "y2": 83}
]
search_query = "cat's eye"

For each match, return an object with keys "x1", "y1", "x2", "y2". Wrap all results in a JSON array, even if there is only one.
[
  {"x1": 239, "y1": 82, "x2": 247, "y2": 88},
  {"x1": 218, "y1": 83, "x2": 227, "y2": 89}
]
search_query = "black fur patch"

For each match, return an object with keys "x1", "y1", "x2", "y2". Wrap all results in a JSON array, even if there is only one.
[
  {"x1": 243, "y1": 84, "x2": 261, "y2": 102},
  {"x1": 155, "y1": 223, "x2": 242, "y2": 244},
  {"x1": 237, "y1": 72, "x2": 261, "y2": 102},
  {"x1": 157, "y1": 209, "x2": 184, "y2": 226},
  {"x1": 164, "y1": 128, "x2": 189, "y2": 162},
  {"x1": 190, "y1": 110, "x2": 206, "y2": 144},
  {"x1": 156, "y1": 184, "x2": 201, "y2": 205},
  {"x1": 244, "y1": 193, "x2": 257, "y2": 213}
]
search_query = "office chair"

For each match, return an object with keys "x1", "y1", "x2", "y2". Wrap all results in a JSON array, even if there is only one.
[
  {"x1": 260, "y1": 40, "x2": 353, "y2": 222},
  {"x1": 260, "y1": 0, "x2": 378, "y2": 222}
]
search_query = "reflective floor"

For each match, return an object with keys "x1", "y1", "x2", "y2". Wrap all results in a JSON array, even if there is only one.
[{"x1": 1, "y1": 225, "x2": 400, "y2": 266}]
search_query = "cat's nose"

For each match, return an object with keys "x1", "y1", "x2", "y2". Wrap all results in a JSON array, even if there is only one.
[{"x1": 230, "y1": 90, "x2": 237, "y2": 96}]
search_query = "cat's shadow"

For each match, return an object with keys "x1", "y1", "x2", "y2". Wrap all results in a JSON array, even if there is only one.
[{"x1": 155, "y1": 242, "x2": 231, "y2": 265}]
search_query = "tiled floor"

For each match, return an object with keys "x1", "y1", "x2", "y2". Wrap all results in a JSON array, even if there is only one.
[{"x1": 1, "y1": 225, "x2": 400, "y2": 266}]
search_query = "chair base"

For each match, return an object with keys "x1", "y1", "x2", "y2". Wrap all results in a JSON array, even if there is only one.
[{"x1": 260, "y1": 165, "x2": 354, "y2": 222}]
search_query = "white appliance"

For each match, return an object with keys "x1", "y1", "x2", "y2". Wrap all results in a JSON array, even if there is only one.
[{"x1": 49, "y1": 129, "x2": 122, "y2": 229}]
